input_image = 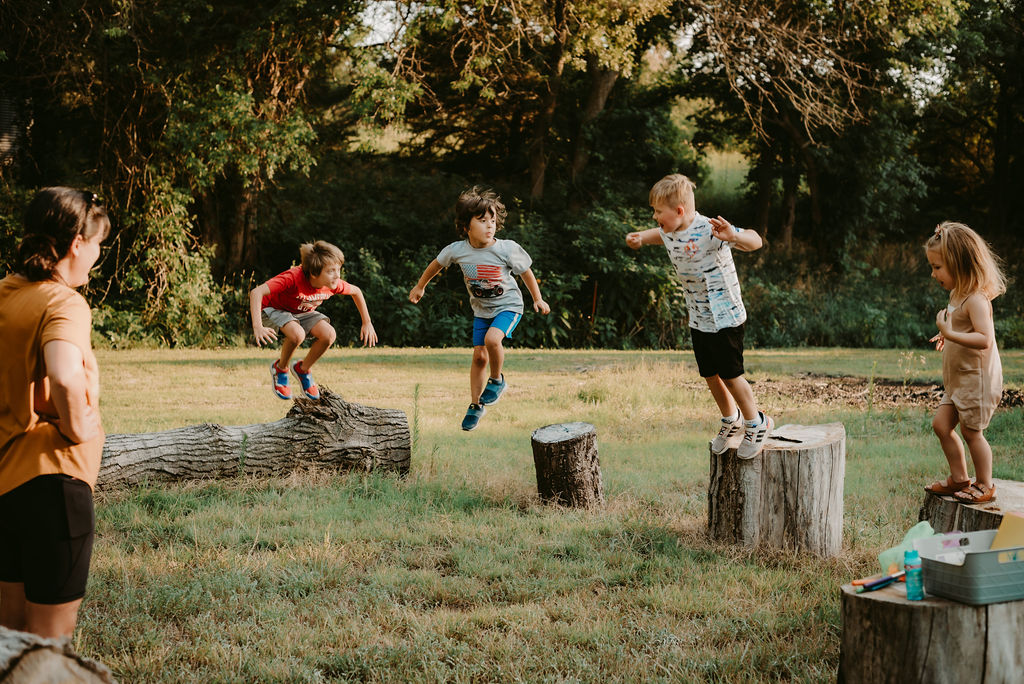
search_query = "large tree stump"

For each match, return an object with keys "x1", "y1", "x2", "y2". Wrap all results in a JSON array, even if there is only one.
[
  {"x1": 531, "y1": 422, "x2": 604, "y2": 508},
  {"x1": 708, "y1": 423, "x2": 845, "y2": 557},
  {"x1": 838, "y1": 582, "x2": 1024, "y2": 683},
  {"x1": 98, "y1": 388, "x2": 409, "y2": 488},
  {"x1": 919, "y1": 478, "x2": 1024, "y2": 533},
  {"x1": 0, "y1": 627, "x2": 115, "y2": 683}
]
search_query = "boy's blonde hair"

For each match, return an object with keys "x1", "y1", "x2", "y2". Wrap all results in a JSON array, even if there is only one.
[
  {"x1": 300, "y1": 240, "x2": 344, "y2": 277},
  {"x1": 454, "y1": 186, "x2": 507, "y2": 236},
  {"x1": 649, "y1": 174, "x2": 696, "y2": 209},
  {"x1": 925, "y1": 222, "x2": 1006, "y2": 300}
]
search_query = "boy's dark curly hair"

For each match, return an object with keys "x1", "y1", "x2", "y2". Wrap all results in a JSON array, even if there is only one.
[{"x1": 454, "y1": 186, "x2": 507, "y2": 236}]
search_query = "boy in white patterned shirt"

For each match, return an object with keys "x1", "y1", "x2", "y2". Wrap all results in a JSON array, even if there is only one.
[{"x1": 626, "y1": 174, "x2": 773, "y2": 458}]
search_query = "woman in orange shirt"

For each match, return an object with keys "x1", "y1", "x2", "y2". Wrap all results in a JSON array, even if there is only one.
[{"x1": 0, "y1": 187, "x2": 109, "y2": 639}]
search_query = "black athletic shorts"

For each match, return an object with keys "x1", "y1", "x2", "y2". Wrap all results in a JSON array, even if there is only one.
[
  {"x1": 0, "y1": 474, "x2": 95, "y2": 604},
  {"x1": 690, "y1": 324, "x2": 746, "y2": 380}
]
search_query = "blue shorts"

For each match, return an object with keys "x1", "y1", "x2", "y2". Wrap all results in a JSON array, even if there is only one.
[{"x1": 473, "y1": 311, "x2": 522, "y2": 347}]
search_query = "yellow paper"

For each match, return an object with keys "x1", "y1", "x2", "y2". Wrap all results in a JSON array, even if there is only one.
[{"x1": 990, "y1": 512, "x2": 1024, "y2": 551}]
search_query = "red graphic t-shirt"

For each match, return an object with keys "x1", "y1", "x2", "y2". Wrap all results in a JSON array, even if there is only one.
[{"x1": 261, "y1": 266, "x2": 351, "y2": 314}]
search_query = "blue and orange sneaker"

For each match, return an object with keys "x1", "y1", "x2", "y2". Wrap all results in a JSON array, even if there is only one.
[
  {"x1": 271, "y1": 361, "x2": 291, "y2": 400},
  {"x1": 291, "y1": 360, "x2": 321, "y2": 400}
]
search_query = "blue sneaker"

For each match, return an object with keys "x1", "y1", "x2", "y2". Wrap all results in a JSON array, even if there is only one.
[
  {"x1": 461, "y1": 403, "x2": 486, "y2": 431},
  {"x1": 291, "y1": 360, "x2": 321, "y2": 400},
  {"x1": 270, "y1": 361, "x2": 291, "y2": 400},
  {"x1": 479, "y1": 374, "x2": 506, "y2": 405}
]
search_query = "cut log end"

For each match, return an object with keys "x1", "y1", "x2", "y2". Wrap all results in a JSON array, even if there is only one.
[
  {"x1": 0, "y1": 627, "x2": 116, "y2": 683},
  {"x1": 919, "y1": 478, "x2": 1024, "y2": 533},
  {"x1": 530, "y1": 422, "x2": 604, "y2": 508}
]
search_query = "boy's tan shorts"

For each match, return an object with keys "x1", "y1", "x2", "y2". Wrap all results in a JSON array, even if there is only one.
[{"x1": 261, "y1": 307, "x2": 330, "y2": 337}]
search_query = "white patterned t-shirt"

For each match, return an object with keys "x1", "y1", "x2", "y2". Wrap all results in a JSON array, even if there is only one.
[{"x1": 660, "y1": 213, "x2": 747, "y2": 333}]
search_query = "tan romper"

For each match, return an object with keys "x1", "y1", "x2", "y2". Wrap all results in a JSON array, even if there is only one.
[{"x1": 939, "y1": 295, "x2": 1002, "y2": 430}]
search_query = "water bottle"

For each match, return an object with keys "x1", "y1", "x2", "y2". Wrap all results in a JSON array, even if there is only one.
[{"x1": 904, "y1": 548, "x2": 924, "y2": 601}]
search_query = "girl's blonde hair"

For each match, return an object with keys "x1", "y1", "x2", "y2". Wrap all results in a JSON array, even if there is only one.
[
  {"x1": 300, "y1": 240, "x2": 344, "y2": 277},
  {"x1": 649, "y1": 174, "x2": 696, "y2": 209},
  {"x1": 925, "y1": 222, "x2": 1006, "y2": 300}
]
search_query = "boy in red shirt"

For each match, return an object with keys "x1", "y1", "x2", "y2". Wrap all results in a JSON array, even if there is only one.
[{"x1": 249, "y1": 241, "x2": 377, "y2": 400}]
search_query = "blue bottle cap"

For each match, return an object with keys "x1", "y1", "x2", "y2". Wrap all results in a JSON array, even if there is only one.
[{"x1": 904, "y1": 548, "x2": 920, "y2": 563}]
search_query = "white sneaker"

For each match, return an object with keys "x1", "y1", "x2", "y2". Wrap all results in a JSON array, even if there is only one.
[
  {"x1": 710, "y1": 418, "x2": 742, "y2": 454},
  {"x1": 736, "y1": 413, "x2": 774, "y2": 459}
]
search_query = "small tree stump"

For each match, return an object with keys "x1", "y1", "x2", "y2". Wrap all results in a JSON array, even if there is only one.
[
  {"x1": 531, "y1": 422, "x2": 604, "y2": 508},
  {"x1": 98, "y1": 388, "x2": 409, "y2": 488},
  {"x1": 919, "y1": 478, "x2": 1024, "y2": 533},
  {"x1": 838, "y1": 583, "x2": 1024, "y2": 683},
  {"x1": 0, "y1": 626, "x2": 115, "y2": 683},
  {"x1": 708, "y1": 423, "x2": 845, "y2": 557}
]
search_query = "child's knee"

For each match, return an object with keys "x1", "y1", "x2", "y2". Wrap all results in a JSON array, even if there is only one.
[
  {"x1": 317, "y1": 324, "x2": 337, "y2": 345},
  {"x1": 472, "y1": 348, "x2": 489, "y2": 367},
  {"x1": 283, "y1": 325, "x2": 305, "y2": 345}
]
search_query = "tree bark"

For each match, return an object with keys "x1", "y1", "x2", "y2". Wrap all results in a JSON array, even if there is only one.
[
  {"x1": 569, "y1": 60, "x2": 619, "y2": 184},
  {"x1": 97, "y1": 389, "x2": 409, "y2": 488},
  {"x1": 527, "y1": 0, "x2": 569, "y2": 202},
  {"x1": 919, "y1": 479, "x2": 1024, "y2": 533},
  {"x1": 0, "y1": 627, "x2": 115, "y2": 683},
  {"x1": 708, "y1": 423, "x2": 845, "y2": 556},
  {"x1": 531, "y1": 422, "x2": 604, "y2": 508},
  {"x1": 838, "y1": 583, "x2": 1024, "y2": 684}
]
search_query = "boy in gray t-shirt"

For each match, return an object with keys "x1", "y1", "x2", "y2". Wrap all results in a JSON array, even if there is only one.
[{"x1": 410, "y1": 186, "x2": 550, "y2": 431}]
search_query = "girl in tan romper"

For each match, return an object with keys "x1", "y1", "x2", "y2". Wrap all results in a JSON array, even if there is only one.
[{"x1": 923, "y1": 222, "x2": 1005, "y2": 504}]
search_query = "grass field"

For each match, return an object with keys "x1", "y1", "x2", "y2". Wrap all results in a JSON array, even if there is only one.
[{"x1": 79, "y1": 347, "x2": 1023, "y2": 682}]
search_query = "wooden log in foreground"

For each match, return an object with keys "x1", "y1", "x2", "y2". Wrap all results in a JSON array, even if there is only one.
[
  {"x1": 838, "y1": 583, "x2": 1024, "y2": 684},
  {"x1": 0, "y1": 626, "x2": 115, "y2": 683},
  {"x1": 708, "y1": 423, "x2": 845, "y2": 557},
  {"x1": 919, "y1": 479, "x2": 1024, "y2": 533},
  {"x1": 531, "y1": 422, "x2": 604, "y2": 508},
  {"x1": 97, "y1": 388, "x2": 409, "y2": 488}
]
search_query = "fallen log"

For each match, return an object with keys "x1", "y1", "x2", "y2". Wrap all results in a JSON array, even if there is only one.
[
  {"x1": 97, "y1": 388, "x2": 410, "y2": 488},
  {"x1": 919, "y1": 478, "x2": 1024, "y2": 533},
  {"x1": 0, "y1": 627, "x2": 115, "y2": 683}
]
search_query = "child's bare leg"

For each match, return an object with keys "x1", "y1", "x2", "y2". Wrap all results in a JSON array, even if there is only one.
[
  {"x1": 278, "y1": 321, "x2": 305, "y2": 368},
  {"x1": 470, "y1": 346, "x2": 488, "y2": 403},
  {"x1": 483, "y1": 327, "x2": 505, "y2": 381},
  {"x1": 704, "y1": 375, "x2": 738, "y2": 418},
  {"x1": 299, "y1": 320, "x2": 337, "y2": 371},
  {"x1": 960, "y1": 425, "x2": 993, "y2": 487},
  {"x1": 721, "y1": 374, "x2": 759, "y2": 421},
  {"x1": 932, "y1": 404, "x2": 970, "y2": 482}
]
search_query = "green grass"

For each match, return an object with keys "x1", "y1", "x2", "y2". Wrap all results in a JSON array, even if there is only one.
[{"x1": 77, "y1": 347, "x2": 1023, "y2": 682}]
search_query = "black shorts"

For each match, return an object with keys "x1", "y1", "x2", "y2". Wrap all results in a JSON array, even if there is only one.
[
  {"x1": 0, "y1": 474, "x2": 95, "y2": 605},
  {"x1": 690, "y1": 324, "x2": 746, "y2": 380}
]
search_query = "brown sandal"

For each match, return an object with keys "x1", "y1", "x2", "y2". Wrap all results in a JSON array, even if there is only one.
[
  {"x1": 924, "y1": 476, "x2": 972, "y2": 495},
  {"x1": 954, "y1": 482, "x2": 997, "y2": 504}
]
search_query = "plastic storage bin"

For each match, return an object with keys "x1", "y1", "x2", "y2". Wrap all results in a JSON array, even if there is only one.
[{"x1": 915, "y1": 529, "x2": 1024, "y2": 606}]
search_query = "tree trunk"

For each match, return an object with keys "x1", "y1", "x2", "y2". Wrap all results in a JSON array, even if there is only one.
[
  {"x1": 0, "y1": 627, "x2": 115, "y2": 683},
  {"x1": 751, "y1": 152, "x2": 774, "y2": 239},
  {"x1": 838, "y1": 583, "x2": 1024, "y2": 683},
  {"x1": 531, "y1": 422, "x2": 604, "y2": 508},
  {"x1": 779, "y1": 170, "x2": 797, "y2": 249},
  {"x1": 97, "y1": 389, "x2": 409, "y2": 489},
  {"x1": 708, "y1": 423, "x2": 845, "y2": 557},
  {"x1": 528, "y1": 0, "x2": 569, "y2": 202},
  {"x1": 199, "y1": 171, "x2": 260, "y2": 277},
  {"x1": 569, "y1": 60, "x2": 619, "y2": 184},
  {"x1": 919, "y1": 479, "x2": 1024, "y2": 533}
]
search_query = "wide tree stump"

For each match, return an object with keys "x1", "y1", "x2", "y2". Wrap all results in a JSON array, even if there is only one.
[
  {"x1": 97, "y1": 388, "x2": 409, "y2": 488},
  {"x1": 531, "y1": 422, "x2": 604, "y2": 508},
  {"x1": 708, "y1": 423, "x2": 845, "y2": 557},
  {"x1": 919, "y1": 478, "x2": 1024, "y2": 533},
  {"x1": 0, "y1": 627, "x2": 115, "y2": 683},
  {"x1": 838, "y1": 582, "x2": 1024, "y2": 683}
]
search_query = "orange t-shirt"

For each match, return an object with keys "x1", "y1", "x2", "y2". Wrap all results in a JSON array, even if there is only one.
[{"x1": 0, "y1": 275, "x2": 104, "y2": 495}]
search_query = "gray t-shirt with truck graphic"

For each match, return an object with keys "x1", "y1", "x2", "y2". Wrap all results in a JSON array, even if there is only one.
[{"x1": 436, "y1": 238, "x2": 533, "y2": 318}]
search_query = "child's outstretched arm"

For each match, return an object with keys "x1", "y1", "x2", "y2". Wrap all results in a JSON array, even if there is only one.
[
  {"x1": 935, "y1": 294, "x2": 995, "y2": 350},
  {"x1": 709, "y1": 216, "x2": 763, "y2": 251},
  {"x1": 346, "y1": 285, "x2": 378, "y2": 347},
  {"x1": 409, "y1": 259, "x2": 443, "y2": 304},
  {"x1": 249, "y1": 283, "x2": 278, "y2": 346},
  {"x1": 519, "y1": 268, "x2": 550, "y2": 314},
  {"x1": 625, "y1": 228, "x2": 663, "y2": 250}
]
